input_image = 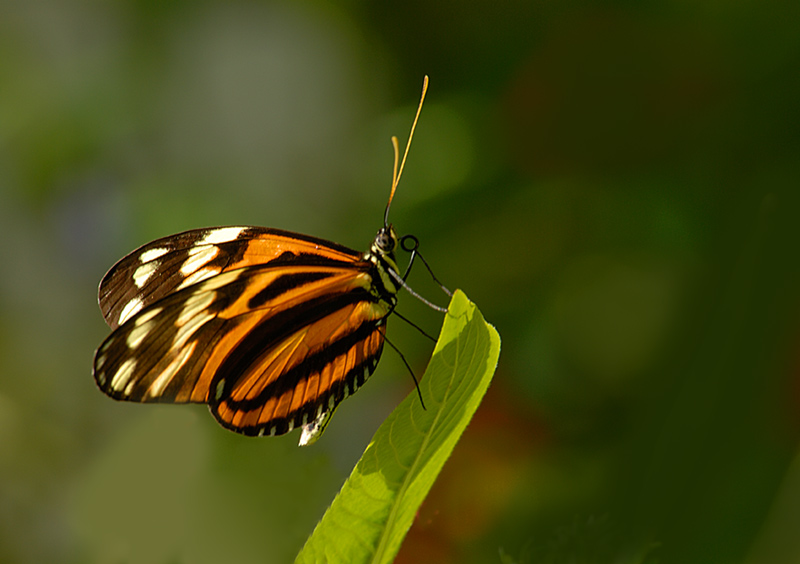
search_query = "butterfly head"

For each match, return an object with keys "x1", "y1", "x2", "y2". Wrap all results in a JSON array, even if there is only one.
[{"x1": 373, "y1": 224, "x2": 399, "y2": 258}]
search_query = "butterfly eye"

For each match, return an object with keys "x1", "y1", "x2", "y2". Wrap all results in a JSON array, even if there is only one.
[{"x1": 375, "y1": 227, "x2": 396, "y2": 253}]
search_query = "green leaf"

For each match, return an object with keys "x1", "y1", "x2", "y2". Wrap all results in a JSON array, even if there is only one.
[{"x1": 295, "y1": 290, "x2": 501, "y2": 564}]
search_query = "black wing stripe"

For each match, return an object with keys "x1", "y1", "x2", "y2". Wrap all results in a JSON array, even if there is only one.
[
  {"x1": 247, "y1": 271, "x2": 335, "y2": 309},
  {"x1": 263, "y1": 251, "x2": 359, "y2": 269}
]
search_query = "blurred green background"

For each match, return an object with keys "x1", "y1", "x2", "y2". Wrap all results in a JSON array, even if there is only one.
[{"x1": 1, "y1": 1, "x2": 799, "y2": 563}]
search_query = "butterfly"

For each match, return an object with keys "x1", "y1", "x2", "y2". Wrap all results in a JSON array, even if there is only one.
[{"x1": 92, "y1": 77, "x2": 446, "y2": 445}]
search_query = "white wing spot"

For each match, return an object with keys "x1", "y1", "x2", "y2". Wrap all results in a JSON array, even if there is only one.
[
  {"x1": 133, "y1": 261, "x2": 159, "y2": 288},
  {"x1": 176, "y1": 266, "x2": 222, "y2": 291},
  {"x1": 180, "y1": 246, "x2": 219, "y2": 276},
  {"x1": 215, "y1": 379, "x2": 226, "y2": 401},
  {"x1": 118, "y1": 297, "x2": 143, "y2": 325},
  {"x1": 200, "y1": 227, "x2": 245, "y2": 245},
  {"x1": 140, "y1": 247, "x2": 170, "y2": 263},
  {"x1": 177, "y1": 291, "x2": 215, "y2": 325},
  {"x1": 135, "y1": 306, "x2": 163, "y2": 326},
  {"x1": 110, "y1": 358, "x2": 137, "y2": 393},
  {"x1": 95, "y1": 353, "x2": 107, "y2": 370},
  {"x1": 126, "y1": 320, "x2": 153, "y2": 349},
  {"x1": 173, "y1": 310, "x2": 213, "y2": 349},
  {"x1": 200, "y1": 269, "x2": 243, "y2": 291},
  {"x1": 148, "y1": 341, "x2": 197, "y2": 398}
]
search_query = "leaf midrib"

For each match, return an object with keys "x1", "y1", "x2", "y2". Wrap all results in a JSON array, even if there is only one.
[{"x1": 369, "y1": 316, "x2": 473, "y2": 564}]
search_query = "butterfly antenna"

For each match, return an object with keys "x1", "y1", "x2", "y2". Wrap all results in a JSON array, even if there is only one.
[
  {"x1": 385, "y1": 75, "x2": 429, "y2": 227},
  {"x1": 382, "y1": 330, "x2": 427, "y2": 410}
]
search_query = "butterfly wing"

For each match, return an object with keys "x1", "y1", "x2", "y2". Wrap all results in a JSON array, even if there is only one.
[
  {"x1": 98, "y1": 226, "x2": 362, "y2": 330},
  {"x1": 93, "y1": 258, "x2": 391, "y2": 436}
]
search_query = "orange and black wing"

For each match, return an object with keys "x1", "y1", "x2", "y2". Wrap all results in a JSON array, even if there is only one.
[{"x1": 93, "y1": 230, "x2": 392, "y2": 437}]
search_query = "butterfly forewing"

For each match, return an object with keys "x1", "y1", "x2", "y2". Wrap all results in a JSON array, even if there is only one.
[
  {"x1": 98, "y1": 226, "x2": 362, "y2": 330},
  {"x1": 93, "y1": 233, "x2": 397, "y2": 437}
]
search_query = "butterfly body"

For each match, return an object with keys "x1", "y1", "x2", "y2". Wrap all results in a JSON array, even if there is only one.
[{"x1": 93, "y1": 224, "x2": 402, "y2": 439}]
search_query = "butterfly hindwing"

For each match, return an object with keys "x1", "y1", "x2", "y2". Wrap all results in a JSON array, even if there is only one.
[{"x1": 210, "y1": 295, "x2": 387, "y2": 436}]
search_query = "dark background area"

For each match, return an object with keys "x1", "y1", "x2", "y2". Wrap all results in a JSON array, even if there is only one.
[{"x1": 1, "y1": 1, "x2": 799, "y2": 563}]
